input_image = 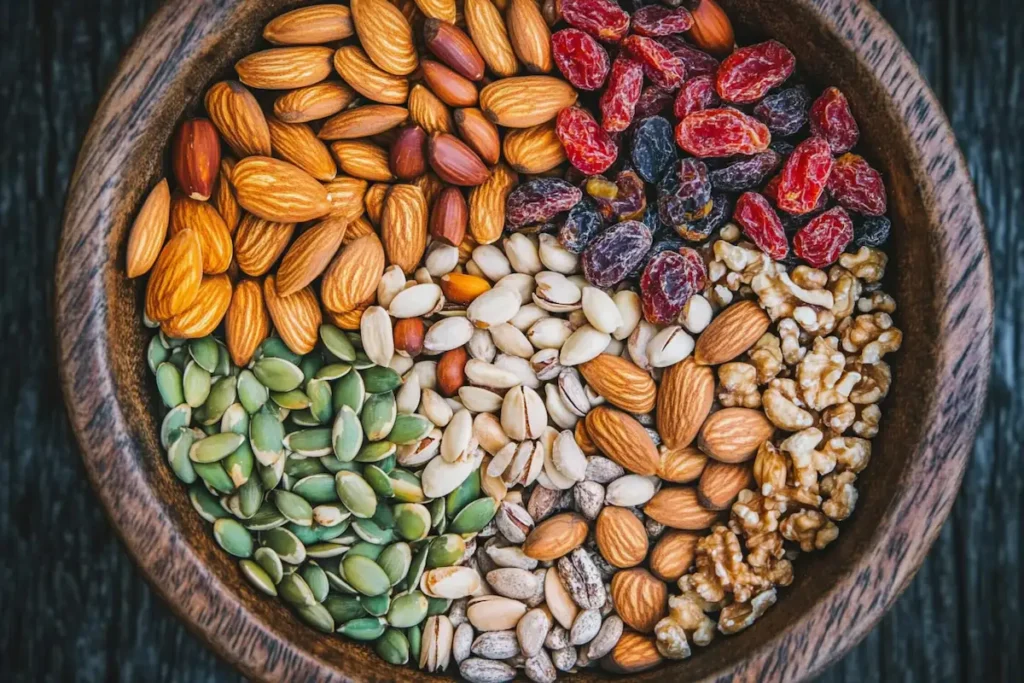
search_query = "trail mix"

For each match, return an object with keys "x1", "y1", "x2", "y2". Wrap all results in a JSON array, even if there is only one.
[{"x1": 127, "y1": 0, "x2": 902, "y2": 679}]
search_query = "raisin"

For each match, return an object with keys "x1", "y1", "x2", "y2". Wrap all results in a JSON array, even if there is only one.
[
  {"x1": 641, "y1": 202, "x2": 664, "y2": 235},
  {"x1": 733, "y1": 192, "x2": 788, "y2": 259},
  {"x1": 640, "y1": 248, "x2": 707, "y2": 323},
  {"x1": 581, "y1": 220, "x2": 654, "y2": 287},
  {"x1": 673, "y1": 75, "x2": 720, "y2": 119},
  {"x1": 853, "y1": 215, "x2": 891, "y2": 248},
  {"x1": 675, "y1": 108, "x2": 771, "y2": 158},
  {"x1": 677, "y1": 192, "x2": 732, "y2": 241},
  {"x1": 622, "y1": 35, "x2": 687, "y2": 91},
  {"x1": 775, "y1": 136, "x2": 834, "y2": 215},
  {"x1": 753, "y1": 85, "x2": 811, "y2": 136},
  {"x1": 793, "y1": 206, "x2": 853, "y2": 267},
  {"x1": 659, "y1": 35, "x2": 719, "y2": 77},
  {"x1": 631, "y1": 116, "x2": 677, "y2": 183},
  {"x1": 631, "y1": 6, "x2": 694, "y2": 36},
  {"x1": 586, "y1": 169, "x2": 647, "y2": 221},
  {"x1": 556, "y1": 106, "x2": 619, "y2": 175},
  {"x1": 708, "y1": 150, "x2": 782, "y2": 192},
  {"x1": 599, "y1": 56, "x2": 645, "y2": 133},
  {"x1": 552, "y1": 28, "x2": 611, "y2": 91},
  {"x1": 809, "y1": 87, "x2": 859, "y2": 154},
  {"x1": 560, "y1": 0, "x2": 631, "y2": 44},
  {"x1": 658, "y1": 157, "x2": 713, "y2": 234},
  {"x1": 828, "y1": 153, "x2": 887, "y2": 216},
  {"x1": 628, "y1": 234, "x2": 685, "y2": 279},
  {"x1": 634, "y1": 85, "x2": 675, "y2": 119},
  {"x1": 558, "y1": 198, "x2": 606, "y2": 253},
  {"x1": 715, "y1": 40, "x2": 796, "y2": 104},
  {"x1": 769, "y1": 140, "x2": 796, "y2": 158},
  {"x1": 506, "y1": 178, "x2": 583, "y2": 229}
]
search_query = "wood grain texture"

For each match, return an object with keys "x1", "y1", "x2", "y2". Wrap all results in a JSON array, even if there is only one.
[{"x1": 0, "y1": 2, "x2": 1016, "y2": 683}]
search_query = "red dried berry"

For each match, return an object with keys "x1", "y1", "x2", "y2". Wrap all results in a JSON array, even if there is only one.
[
  {"x1": 733, "y1": 192, "x2": 788, "y2": 259},
  {"x1": 674, "y1": 108, "x2": 771, "y2": 158},
  {"x1": 659, "y1": 36, "x2": 720, "y2": 77},
  {"x1": 634, "y1": 85, "x2": 675, "y2": 119},
  {"x1": 715, "y1": 40, "x2": 796, "y2": 104},
  {"x1": 631, "y1": 6, "x2": 694, "y2": 37},
  {"x1": 640, "y1": 248, "x2": 707, "y2": 324},
  {"x1": 763, "y1": 174, "x2": 781, "y2": 204},
  {"x1": 776, "y1": 136, "x2": 834, "y2": 215},
  {"x1": 560, "y1": 0, "x2": 631, "y2": 44},
  {"x1": 552, "y1": 28, "x2": 611, "y2": 91},
  {"x1": 556, "y1": 106, "x2": 619, "y2": 175},
  {"x1": 673, "y1": 75, "x2": 720, "y2": 119},
  {"x1": 622, "y1": 35, "x2": 687, "y2": 91},
  {"x1": 793, "y1": 206, "x2": 854, "y2": 267},
  {"x1": 809, "y1": 87, "x2": 859, "y2": 154},
  {"x1": 599, "y1": 56, "x2": 645, "y2": 132},
  {"x1": 505, "y1": 178, "x2": 584, "y2": 229},
  {"x1": 581, "y1": 220, "x2": 654, "y2": 287},
  {"x1": 828, "y1": 153, "x2": 886, "y2": 216}
]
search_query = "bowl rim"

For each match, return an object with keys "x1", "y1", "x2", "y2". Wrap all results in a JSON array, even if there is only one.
[{"x1": 55, "y1": 0, "x2": 993, "y2": 681}]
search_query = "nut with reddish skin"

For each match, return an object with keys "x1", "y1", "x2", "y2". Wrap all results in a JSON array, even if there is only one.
[
  {"x1": 684, "y1": 0, "x2": 734, "y2": 57},
  {"x1": 775, "y1": 136, "x2": 834, "y2": 215},
  {"x1": 551, "y1": 28, "x2": 610, "y2": 91},
  {"x1": 793, "y1": 207, "x2": 854, "y2": 268},
  {"x1": 599, "y1": 56, "x2": 645, "y2": 133},
  {"x1": 631, "y1": 6, "x2": 694, "y2": 37},
  {"x1": 622, "y1": 35, "x2": 686, "y2": 91},
  {"x1": 673, "y1": 76, "x2": 719, "y2": 120},
  {"x1": 394, "y1": 317, "x2": 426, "y2": 357},
  {"x1": 640, "y1": 248, "x2": 707, "y2": 324},
  {"x1": 675, "y1": 108, "x2": 771, "y2": 158},
  {"x1": 733, "y1": 192, "x2": 788, "y2": 260},
  {"x1": 556, "y1": 106, "x2": 618, "y2": 175},
  {"x1": 454, "y1": 108, "x2": 501, "y2": 166},
  {"x1": 173, "y1": 118, "x2": 221, "y2": 201},
  {"x1": 390, "y1": 125, "x2": 428, "y2": 180},
  {"x1": 809, "y1": 86, "x2": 860, "y2": 154},
  {"x1": 430, "y1": 186, "x2": 468, "y2": 246},
  {"x1": 437, "y1": 346, "x2": 469, "y2": 396},
  {"x1": 559, "y1": 0, "x2": 630, "y2": 44},
  {"x1": 421, "y1": 60, "x2": 479, "y2": 107},
  {"x1": 715, "y1": 40, "x2": 796, "y2": 104},
  {"x1": 427, "y1": 132, "x2": 491, "y2": 186},
  {"x1": 828, "y1": 153, "x2": 887, "y2": 216},
  {"x1": 424, "y1": 18, "x2": 486, "y2": 81}
]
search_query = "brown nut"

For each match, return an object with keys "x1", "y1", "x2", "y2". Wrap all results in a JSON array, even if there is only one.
[
  {"x1": 394, "y1": 317, "x2": 426, "y2": 358},
  {"x1": 423, "y1": 18, "x2": 485, "y2": 81},
  {"x1": 429, "y1": 186, "x2": 468, "y2": 246},
  {"x1": 390, "y1": 125, "x2": 428, "y2": 180},
  {"x1": 421, "y1": 59, "x2": 479, "y2": 107},
  {"x1": 437, "y1": 346, "x2": 469, "y2": 397},
  {"x1": 454, "y1": 108, "x2": 501, "y2": 166},
  {"x1": 427, "y1": 132, "x2": 491, "y2": 186},
  {"x1": 172, "y1": 118, "x2": 220, "y2": 201}
]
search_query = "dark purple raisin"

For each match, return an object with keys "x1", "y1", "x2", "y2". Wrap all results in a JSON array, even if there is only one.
[
  {"x1": 630, "y1": 116, "x2": 677, "y2": 184},
  {"x1": 709, "y1": 150, "x2": 782, "y2": 192},
  {"x1": 769, "y1": 139, "x2": 795, "y2": 158},
  {"x1": 628, "y1": 234, "x2": 686, "y2": 279},
  {"x1": 641, "y1": 202, "x2": 662, "y2": 234},
  {"x1": 506, "y1": 178, "x2": 583, "y2": 229},
  {"x1": 657, "y1": 158, "x2": 713, "y2": 232},
  {"x1": 753, "y1": 85, "x2": 812, "y2": 136},
  {"x1": 640, "y1": 248, "x2": 707, "y2": 324},
  {"x1": 853, "y1": 215, "x2": 892, "y2": 248},
  {"x1": 558, "y1": 198, "x2": 605, "y2": 253},
  {"x1": 581, "y1": 220, "x2": 653, "y2": 287},
  {"x1": 675, "y1": 192, "x2": 732, "y2": 242}
]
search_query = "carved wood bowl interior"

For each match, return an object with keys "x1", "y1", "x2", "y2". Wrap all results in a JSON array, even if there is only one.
[{"x1": 55, "y1": 0, "x2": 993, "y2": 680}]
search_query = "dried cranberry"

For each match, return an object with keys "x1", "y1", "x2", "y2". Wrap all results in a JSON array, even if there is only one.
[
  {"x1": 709, "y1": 150, "x2": 782, "y2": 192},
  {"x1": 622, "y1": 35, "x2": 687, "y2": 91},
  {"x1": 673, "y1": 75, "x2": 720, "y2": 119},
  {"x1": 581, "y1": 220, "x2": 654, "y2": 287},
  {"x1": 828, "y1": 153, "x2": 887, "y2": 215},
  {"x1": 556, "y1": 106, "x2": 619, "y2": 175},
  {"x1": 640, "y1": 248, "x2": 706, "y2": 324},
  {"x1": 599, "y1": 56, "x2": 645, "y2": 132},
  {"x1": 631, "y1": 6, "x2": 694, "y2": 37},
  {"x1": 753, "y1": 85, "x2": 812, "y2": 136},
  {"x1": 560, "y1": 0, "x2": 631, "y2": 44},
  {"x1": 733, "y1": 192, "x2": 788, "y2": 259},
  {"x1": 793, "y1": 206, "x2": 853, "y2": 267},
  {"x1": 675, "y1": 108, "x2": 771, "y2": 158},
  {"x1": 775, "y1": 136, "x2": 834, "y2": 215},
  {"x1": 853, "y1": 215, "x2": 891, "y2": 248},
  {"x1": 630, "y1": 116, "x2": 677, "y2": 183},
  {"x1": 716, "y1": 40, "x2": 796, "y2": 104},
  {"x1": 659, "y1": 35, "x2": 719, "y2": 77},
  {"x1": 586, "y1": 169, "x2": 647, "y2": 221},
  {"x1": 505, "y1": 178, "x2": 583, "y2": 229},
  {"x1": 809, "y1": 87, "x2": 859, "y2": 154},
  {"x1": 551, "y1": 29, "x2": 611, "y2": 91},
  {"x1": 559, "y1": 198, "x2": 606, "y2": 253},
  {"x1": 658, "y1": 158, "x2": 713, "y2": 232}
]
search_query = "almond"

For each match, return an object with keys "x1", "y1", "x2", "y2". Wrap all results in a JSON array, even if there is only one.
[
  {"x1": 273, "y1": 82, "x2": 356, "y2": 124},
  {"x1": 412, "y1": 0, "x2": 456, "y2": 22},
  {"x1": 169, "y1": 195, "x2": 233, "y2": 274},
  {"x1": 440, "y1": 272, "x2": 490, "y2": 305},
  {"x1": 574, "y1": 420, "x2": 598, "y2": 455},
  {"x1": 333, "y1": 46, "x2": 410, "y2": 104},
  {"x1": 506, "y1": 0, "x2": 552, "y2": 74},
  {"x1": 364, "y1": 183, "x2": 391, "y2": 225},
  {"x1": 233, "y1": 214, "x2": 296, "y2": 276},
  {"x1": 697, "y1": 407, "x2": 775, "y2": 463},
  {"x1": 602, "y1": 630, "x2": 663, "y2": 674},
  {"x1": 263, "y1": 275, "x2": 322, "y2": 355},
  {"x1": 408, "y1": 83, "x2": 455, "y2": 135},
  {"x1": 427, "y1": 133, "x2": 490, "y2": 186},
  {"x1": 649, "y1": 530, "x2": 700, "y2": 582},
  {"x1": 584, "y1": 407, "x2": 659, "y2": 476},
  {"x1": 694, "y1": 299, "x2": 770, "y2": 366},
  {"x1": 330, "y1": 140, "x2": 395, "y2": 182},
  {"x1": 126, "y1": 179, "x2": 170, "y2": 278},
  {"x1": 236, "y1": 46, "x2": 335, "y2": 90},
  {"x1": 343, "y1": 216, "x2": 376, "y2": 245},
  {"x1": 324, "y1": 176, "x2": 369, "y2": 222},
  {"x1": 325, "y1": 297, "x2": 373, "y2": 330},
  {"x1": 686, "y1": 0, "x2": 735, "y2": 57},
  {"x1": 463, "y1": 0, "x2": 518, "y2": 77},
  {"x1": 421, "y1": 60, "x2": 478, "y2": 107},
  {"x1": 413, "y1": 172, "x2": 445, "y2": 209},
  {"x1": 232, "y1": 156, "x2": 332, "y2": 223},
  {"x1": 453, "y1": 108, "x2": 500, "y2": 166},
  {"x1": 276, "y1": 218, "x2": 349, "y2": 296},
  {"x1": 350, "y1": 0, "x2": 418, "y2": 76},
  {"x1": 321, "y1": 232, "x2": 386, "y2": 313},
  {"x1": 698, "y1": 461, "x2": 755, "y2": 510},
  {"x1": 318, "y1": 104, "x2": 410, "y2": 141},
  {"x1": 657, "y1": 445, "x2": 708, "y2": 483},
  {"x1": 225, "y1": 279, "x2": 270, "y2": 366},
  {"x1": 502, "y1": 121, "x2": 565, "y2": 174},
  {"x1": 522, "y1": 512, "x2": 588, "y2": 561},
  {"x1": 479, "y1": 76, "x2": 577, "y2": 128},
  {"x1": 609, "y1": 569, "x2": 666, "y2": 634},
  {"x1": 214, "y1": 159, "x2": 241, "y2": 235},
  {"x1": 656, "y1": 357, "x2": 714, "y2": 449},
  {"x1": 579, "y1": 354, "x2": 656, "y2": 413},
  {"x1": 381, "y1": 184, "x2": 429, "y2": 273},
  {"x1": 204, "y1": 81, "x2": 273, "y2": 158},
  {"x1": 267, "y1": 119, "x2": 336, "y2": 181},
  {"x1": 172, "y1": 119, "x2": 220, "y2": 201},
  {"x1": 595, "y1": 507, "x2": 648, "y2": 569},
  {"x1": 161, "y1": 274, "x2": 232, "y2": 339},
  {"x1": 263, "y1": 5, "x2": 354, "y2": 44},
  {"x1": 430, "y1": 186, "x2": 467, "y2": 246},
  {"x1": 423, "y1": 19, "x2": 485, "y2": 82},
  {"x1": 390, "y1": 126, "x2": 428, "y2": 181},
  {"x1": 643, "y1": 487, "x2": 719, "y2": 530},
  {"x1": 394, "y1": 317, "x2": 426, "y2": 357},
  {"x1": 437, "y1": 346, "x2": 468, "y2": 396},
  {"x1": 145, "y1": 228, "x2": 203, "y2": 321},
  {"x1": 468, "y1": 162, "x2": 517, "y2": 244}
]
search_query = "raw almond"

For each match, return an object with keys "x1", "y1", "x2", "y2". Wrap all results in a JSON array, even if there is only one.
[
  {"x1": 263, "y1": 5, "x2": 354, "y2": 45},
  {"x1": 319, "y1": 105, "x2": 410, "y2": 141},
  {"x1": 609, "y1": 569, "x2": 666, "y2": 634},
  {"x1": 330, "y1": 140, "x2": 395, "y2": 182},
  {"x1": 126, "y1": 178, "x2": 170, "y2": 278},
  {"x1": 698, "y1": 461, "x2": 755, "y2": 510},
  {"x1": 579, "y1": 354, "x2": 656, "y2": 413},
  {"x1": 343, "y1": 216, "x2": 376, "y2": 245},
  {"x1": 657, "y1": 445, "x2": 708, "y2": 483},
  {"x1": 381, "y1": 184, "x2": 428, "y2": 274},
  {"x1": 421, "y1": 60, "x2": 478, "y2": 107},
  {"x1": 697, "y1": 407, "x2": 775, "y2": 463},
  {"x1": 453, "y1": 108, "x2": 500, "y2": 166},
  {"x1": 595, "y1": 507, "x2": 648, "y2": 569},
  {"x1": 686, "y1": 0, "x2": 735, "y2": 57},
  {"x1": 321, "y1": 232, "x2": 386, "y2": 313},
  {"x1": 602, "y1": 630, "x2": 663, "y2": 674},
  {"x1": 364, "y1": 183, "x2": 391, "y2": 226},
  {"x1": 267, "y1": 119, "x2": 336, "y2": 181},
  {"x1": 324, "y1": 176, "x2": 369, "y2": 222},
  {"x1": 233, "y1": 214, "x2": 296, "y2": 276},
  {"x1": 169, "y1": 195, "x2": 233, "y2": 274},
  {"x1": 161, "y1": 274, "x2": 232, "y2": 339},
  {"x1": 325, "y1": 298, "x2": 372, "y2": 330},
  {"x1": 273, "y1": 82, "x2": 356, "y2": 124},
  {"x1": 643, "y1": 487, "x2": 719, "y2": 530},
  {"x1": 479, "y1": 76, "x2": 577, "y2": 128},
  {"x1": 522, "y1": 512, "x2": 588, "y2": 561},
  {"x1": 423, "y1": 19, "x2": 485, "y2": 82},
  {"x1": 574, "y1": 420, "x2": 598, "y2": 455},
  {"x1": 656, "y1": 357, "x2": 714, "y2": 449},
  {"x1": 584, "y1": 407, "x2": 659, "y2": 476},
  {"x1": 440, "y1": 272, "x2": 490, "y2": 305},
  {"x1": 506, "y1": 0, "x2": 552, "y2": 74},
  {"x1": 214, "y1": 159, "x2": 241, "y2": 235},
  {"x1": 463, "y1": 0, "x2": 518, "y2": 77},
  {"x1": 468, "y1": 162, "x2": 517, "y2": 244},
  {"x1": 263, "y1": 275, "x2": 322, "y2": 355},
  {"x1": 204, "y1": 81, "x2": 272, "y2": 158},
  {"x1": 649, "y1": 530, "x2": 700, "y2": 582},
  {"x1": 172, "y1": 119, "x2": 220, "y2": 201},
  {"x1": 390, "y1": 126, "x2": 428, "y2": 181},
  {"x1": 232, "y1": 156, "x2": 332, "y2": 223},
  {"x1": 333, "y1": 46, "x2": 410, "y2": 104},
  {"x1": 236, "y1": 47, "x2": 335, "y2": 90},
  {"x1": 413, "y1": 0, "x2": 456, "y2": 22},
  {"x1": 145, "y1": 229, "x2": 203, "y2": 321},
  {"x1": 429, "y1": 186, "x2": 467, "y2": 246},
  {"x1": 413, "y1": 172, "x2": 445, "y2": 209},
  {"x1": 225, "y1": 278, "x2": 270, "y2": 366},
  {"x1": 350, "y1": 0, "x2": 418, "y2": 76},
  {"x1": 427, "y1": 132, "x2": 490, "y2": 186},
  {"x1": 694, "y1": 299, "x2": 770, "y2": 366},
  {"x1": 276, "y1": 218, "x2": 349, "y2": 296},
  {"x1": 409, "y1": 84, "x2": 455, "y2": 135},
  {"x1": 502, "y1": 121, "x2": 565, "y2": 174}
]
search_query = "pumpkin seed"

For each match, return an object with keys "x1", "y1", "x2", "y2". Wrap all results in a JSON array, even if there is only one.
[
  {"x1": 353, "y1": 518, "x2": 396, "y2": 545},
  {"x1": 264, "y1": 400, "x2": 289, "y2": 422},
  {"x1": 148, "y1": 335, "x2": 170, "y2": 373},
  {"x1": 394, "y1": 504, "x2": 432, "y2": 542},
  {"x1": 356, "y1": 440, "x2": 397, "y2": 463},
  {"x1": 306, "y1": 542, "x2": 350, "y2": 559},
  {"x1": 215, "y1": 341, "x2": 232, "y2": 377},
  {"x1": 283, "y1": 428, "x2": 332, "y2": 457},
  {"x1": 189, "y1": 484, "x2": 228, "y2": 522},
  {"x1": 364, "y1": 464, "x2": 395, "y2": 497},
  {"x1": 287, "y1": 522, "x2": 322, "y2": 545},
  {"x1": 196, "y1": 376, "x2": 237, "y2": 425},
  {"x1": 361, "y1": 592, "x2": 392, "y2": 617},
  {"x1": 361, "y1": 392, "x2": 397, "y2": 441},
  {"x1": 332, "y1": 405, "x2": 363, "y2": 463},
  {"x1": 313, "y1": 503, "x2": 351, "y2": 527},
  {"x1": 371, "y1": 501, "x2": 396, "y2": 530},
  {"x1": 449, "y1": 497, "x2": 499, "y2": 534},
  {"x1": 407, "y1": 623, "x2": 422, "y2": 662},
  {"x1": 292, "y1": 474, "x2": 339, "y2": 504},
  {"x1": 273, "y1": 490, "x2": 314, "y2": 526},
  {"x1": 244, "y1": 501, "x2": 287, "y2": 531},
  {"x1": 290, "y1": 409, "x2": 319, "y2": 427},
  {"x1": 237, "y1": 370, "x2": 268, "y2": 414},
  {"x1": 223, "y1": 440, "x2": 254, "y2": 488},
  {"x1": 271, "y1": 389, "x2": 310, "y2": 410},
  {"x1": 167, "y1": 346, "x2": 188, "y2": 370},
  {"x1": 406, "y1": 544, "x2": 429, "y2": 594},
  {"x1": 301, "y1": 563, "x2": 330, "y2": 603},
  {"x1": 326, "y1": 569, "x2": 358, "y2": 595},
  {"x1": 155, "y1": 363, "x2": 184, "y2": 408},
  {"x1": 220, "y1": 403, "x2": 249, "y2": 435},
  {"x1": 253, "y1": 547, "x2": 284, "y2": 583},
  {"x1": 377, "y1": 453, "x2": 397, "y2": 474},
  {"x1": 257, "y1": 456, "x2": 286, "y2": 491},
  {"x1": 253, "y1": 357, "x2": 304, "y2": 392},
  {"x1": 286, "y1": 456, "x2": 326, "y2": 478},
  {"x1": 353, "y1": 352, "x2": 374, "y2": 369},
  {"x1": 188, "y1": 336, "x2": 220, "y2": 373},
  {"x1": 183, "y1": 361, "x2": 212, "y2": 408},
  {"x1": 300, "y1": 353, "x2": 324, "y2": 386},
  {"x1": 378, "y1": 542, "x2": 413, "y2": 586},
  {"x1": 349, "y1": 541, "x2": 385, "y2": 561},
  {"x1": 306, "y1": 378, "x2": 333, "y2": 424},
  {"x1": 375, "y1": 628, "x2": 410, "y2": 665},
  {"x1": 279, "y1": 571, "x2": 316, "y2": 607},
  {"x1": 339, "y1": 617, "x2": 387, "y2": 641},
  {"x1": 237, "y1": 474, "x2": 262, "y2": 518},
  {"x1": 324, "y1": 595, "x2": 366, "y2": 624},
  {"x1": 426, "y1": 596, "x2": 451, "y2": 616},
  {"x1": 263, "y1": 527, "x2": 307, "y2": 564},
  {"x1": 388, "y1": 414, "x2": 434, "y2": 446},
  {"x1": 427, "y1": 534, "x2": 467, "y2": 568},
  {"x1": 388, "y1": 592, "x2": 429, "y2": 628},
  {"x1": 389, "y1": 469, "x2": 427, "y2": 503},
  {"x1": 332, "y1": 370, "x2": 366, "y2": 414},
  {"x1": 343, "y1": 555, "x2": 391, "y2": 596},
  {"x1": 316, "y1": 363, "x2": 352, "y2": 381},
  {"x1": 362, "y1": 366, "x2": 402, "y2": 394},
  {"x1": 258, "y1": 337, "x2": 302, "y2": 365},
  {"x1": 321, "y1": 324, "x2": 357, "y2": 361},
  {"x1": 240, "y1": 559, "x2": 277, "y2": 596},
  {"x1": 213, "y1": 518, "x2": 253, "y2": 558},
  {"x1": 250, "y1": 408, "x2": 285, "y2": 466},
  {"x1": 446, "y1": 469, "x2": 481, "y2": 520},
  {"x1": 335, "y1": 471, "x2": 377, "y2": 519},
  {"x1": 160, "y1": 404, "x2": 192, "y2": 448},
  {"x1": 166, "y1": 428, "x2": 197, "y2": 484},
  {"x1": 189, "y1": 432, "x2": 245, "y2": 464},
  {"x1": 297, "y1": 602, "x2": 335, "y2": 633},
  {"x1": 193, "y1": 462, "x2": 233, "y2": 494}
]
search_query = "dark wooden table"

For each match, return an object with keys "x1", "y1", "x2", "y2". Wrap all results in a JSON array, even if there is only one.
[{"x1": 1, "y1": 1, "x2": 1019, "y2": 681}]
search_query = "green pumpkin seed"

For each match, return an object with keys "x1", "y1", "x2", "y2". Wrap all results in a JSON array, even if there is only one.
[
  {"x1": 287, "y1": 522, "x2": 322, "y2": 545},
  {"x1": 406, "y1": 545, "x2": 429, "y2": 594},
  {"x1": 290, "y1": 408, "x2": 319, "y2": 427},
  {"x1": 335, "y1": 471, "x2": 377, "y2": 519},
  {"x1": 258, "y1": 337, "x2": 302, "y2": 365},
  {"x1": 429, "y1": 497, "x2": 446, "y2": 529},
  {"x1": 160, "y1": 404, "x2": 192, "y2": 448},
  {"x1": 156, "y1": 363, "x2": 185, "y2": 408},
  {"x1": 271, "y1": 389, "x2": 311, "y2": 410},
  {"x1": 279, "y1": 571, "x2": 316, "y2": 607},
  {"x1": 195, "y1": 376, "x2": 237, "y2": 425},
  {"x1": 244, "y1": 502, "x2": 287, "y2": 531},
  {"x1": 332, "y1": 405, "x2": 363, "y2": 463},
  {"x1": 254, "y1": 547, "x2": 284, "y2": 583},
  {"x1": 213, "y1": 518, "x2": 253, "y2": 558},
  {"x1": 292, "y1": 474, "x2": 339, "y2": 504},
  {"x1": 167, "y1": 346, "x2": 189, "y2": 370},
  {"x1": 352, "y1": 518, "x2": 396, "y2": 545},
  {"x1": 324, "y1": 595, "x2": 366, "y2": 624},
  {"x1": 394, "y1": 504, "x2": 432, "y2": 542},
  {"x1": 427, "y1": 534, "x2": 467, "y2": 568},
  {"x1": 356, "y1": 441, "x2": 396, "y2": 463},
  {"x1": 320, "y1": 456, "x2": 356, "y2": 474},
  {"x1": 313, "y1": 503, "x2": 351, "y2": 527},
  {"x1": 371, "y1": 501, "x2": 395, "y2": 530},
  {"x1": 240, "y1": 559, "x2": 277, "y2": 596},
  {"x1": 363, "y1": 465, "x2": 394, "y2": 498},
  {"x1": 426, "y1": 596, "x2": 451, "y2": 616},
  {"x1": 188, "y1": 337, "x2": 220, "y2": 373},
  {"x1": 200, "y1": 422, "x2": 219, "y2": 436},
  {"x1": 193, "y1": 462, "x2": 234, "y2": 494},
  {"x1": 361, "y1": 392, "x2": 397, "y2": 441},
  {"x1": 264, "y1": 400, "x2": 290, "y2": 422},
  {"x1": 220, "y1": 403, "x2": 249, "y2": 435},
  {"x1": 446, "y1": 469, "x2": 481, "y2": 520},
  {"x1": 283, "y1": 428, "x2": 332, "y2": 457},
  {"x1": 252, "y1": 357, "x2": 304, "y2": 392},
  {"x1": 389, "y1": 470, "x2": 426, "y2": 504},
  {"x1": 378, "y1": 542, "x2": 412, "y2": 586},
  {"x1": 387, "y1": 414, "x2": 433, "y2": 446},
  {"x1": 387, "y1": 591, "x2": 428, "y2": 628},
  {"x1": 300, "y1": 353, "x2": 325, "y2": 386},
  {"x1": 360, "y1": 592, "x2": 391, "y2": 617},
  {"x1": 449, "y1": 497, "x2": 499, "y2": 534},
  {"x1": 257, "y1": 456, "x2": 286, "y2": 490},
  {"x1": 332, "y1": 370, "x2": 366, "y2": 415},
  {"x1": 305, "y1": 378, "x2": 333, "y2": 424},
  {"x1": 148, "y1": 335, "x2": 170, "y2": 373},
  {"x1": 215, "y1": 341, "x2": 232, "y2": 377},
  {"x1": 407, "y1": 623, "x2": 422, "y2": 662},
  {"x1": 321, "y1": 324, "x2": 356, "y2": 361},
  {"x1": 375, "y1": 628, "x2": 410, "y2": 665},
  {"x1": 285, "y1": 456, "x2": 327, "y2": 478},
  {"x1": 189, "y1": 432, "x2": 245, "y2": 464},
  {"x1": 250, "y1": 408, "x2": 285, "y2": 466},
  {"x1": 377, "y1": 453, "x2": 397, "y2": 474},
  {"x1": 223, "y1": 440, "x2": 254, "y2": 488},
  {"x1": 160, "y1": 330, "x2": 185, "y2": 348},
  {"x1": 361, "y1": 366, "x2": 402, "y2": 394},
  {"x1": 166, "y1": 428, "x2": 198, "y2": 484},
  {"x1": 348, "y1": 541, "x2": 385, "y2": 561},
  {"x1": 301, "y1": 563, "x2": 330, "y2": 603},
  {"x1": 343, "y1": 555, "x2": 391, "y2": 596},
  {"x1": 189, "y1": 484, "x2": 229, "y2": 522},
  {"x1": 237, "y1": 370, "x2": 269, "y2": 414},
  {"x1": 353, "y1": 352, "x2": 374, "y2": 369},
  {"x1": 273, "y1": 490, "x2": 314, "y2": 526},
  {"x1": 237, "y1": 474, "x2": 262, "y2": 518},
  {"x1": 263, "y1": 527, "x2": 307, "y2": 564},
  {"x1": 338, "y1": 617, "x2": 386, "y2": 641},
  {"x1": 315, "y1": 363, "x2": 351, "y2": 381},
  {"x1": 306, "y1": 542, "x2": 350, "y2": 559},
  {"x1": 297, "y1": 602, "x2": 335, "y2": 633},
  {"x1": 183, "y1": 361, "x2": 212, "y2": 408}
]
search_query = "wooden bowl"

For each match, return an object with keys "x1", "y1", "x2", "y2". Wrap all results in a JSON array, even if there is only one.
[{"x1": 55, "y1": 0, "x2": 993, "y2": 680}]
